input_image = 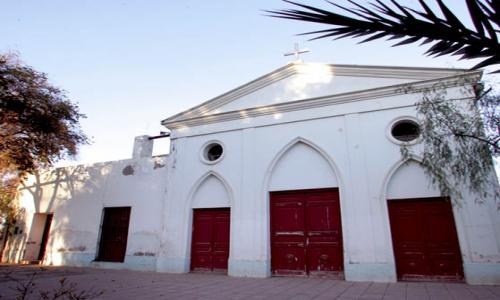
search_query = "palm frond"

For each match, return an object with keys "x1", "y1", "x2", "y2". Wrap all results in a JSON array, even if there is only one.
[{"x1": 267, "y1": 0, "x2": 500, "y2": 72}]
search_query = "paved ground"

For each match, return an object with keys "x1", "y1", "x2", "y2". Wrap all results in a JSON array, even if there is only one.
[{"x1": 0, "y1": 265, "x2": 499, "y2": 299}]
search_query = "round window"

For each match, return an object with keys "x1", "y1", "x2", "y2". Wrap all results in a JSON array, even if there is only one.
[
  {"x1": 201, "y1": 142, "x2": 224, "y2": 164},
  {"x1": 391, "y1": 120, "x2": 421, "y2": 142}
]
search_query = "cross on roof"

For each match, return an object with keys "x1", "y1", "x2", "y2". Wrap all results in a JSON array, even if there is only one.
[{"x1": 284, "y1": 43, "x2": 310, "y2": 61}]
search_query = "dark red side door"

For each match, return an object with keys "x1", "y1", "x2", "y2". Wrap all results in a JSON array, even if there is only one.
[
  {"x1": 191, "y1": 208, "x2": 230, "y2": 272},
  {"x1": 97, "y1": 207, "x2": 131, "y2": 262},
  {"x1": 388, "y1": 197, "x2": 464, "y2": 281},
  {"x1": 271, "y1": 188, "x2": 343, "y2": 277}
]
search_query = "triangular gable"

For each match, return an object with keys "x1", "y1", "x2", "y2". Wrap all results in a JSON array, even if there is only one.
[{"x1": 162, "y1": 62, "x2": 470, "y2": 127}]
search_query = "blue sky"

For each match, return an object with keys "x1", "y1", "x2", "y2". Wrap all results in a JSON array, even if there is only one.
[{"x1": 1, "y1": 0, "x2": 481, "y2": 165}]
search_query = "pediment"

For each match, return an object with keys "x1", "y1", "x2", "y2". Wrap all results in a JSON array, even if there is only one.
[{"x1": 162, "y1": 62, "x2": 471, "y2": 127}]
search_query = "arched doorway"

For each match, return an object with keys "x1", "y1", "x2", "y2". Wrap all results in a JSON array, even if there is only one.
[
  {"x1": 267, "y1": 138, "x2": 344, "y2": 278},
  {"x1": 386, "y1": 160, "x2": 464, "y2": 281},
  {"x1": 190, "y1": 173, "x2": 232, "y2": 273}
]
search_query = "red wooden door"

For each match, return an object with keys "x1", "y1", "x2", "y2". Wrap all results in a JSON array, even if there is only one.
[
  {"x1": 97, "y1": 207, "x2": 131, "y2": 262},
  {"x1": 270, "y1": 192, "x2": 306, "y2": 275},
  {"x1": 271, "y1": 188, "x2": 343, "y2": 277},
  {"x1": 388, "y1": 197, "x2": 464, "y2": 281},
  {"x1": 191, "y1": 208, "x2": 230, "y2": 272}
]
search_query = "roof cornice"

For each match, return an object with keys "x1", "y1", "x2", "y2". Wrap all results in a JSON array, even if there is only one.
[
  {"x1": 162, "y1": 71, "x2": 482, "y2": 129},
  {"x1": 163, "y1": 63, "x2": 297, "y2": 123},
  {"x1": 162, "y1": 62, "x2": 474, "y2": 125}
]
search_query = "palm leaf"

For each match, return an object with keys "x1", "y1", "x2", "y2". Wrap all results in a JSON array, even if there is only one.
[{"x1": 268, "y1": 0, "x2": 500, "y2": 72}]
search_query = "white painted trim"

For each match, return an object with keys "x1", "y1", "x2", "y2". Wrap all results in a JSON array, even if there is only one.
[
  {"x1": 163, "y1": 72, "x2": 482, "y2": 129},
  {"x1": 162, "y1": 63, "x2": 478, "y2": 126},
  {"x1": 164, "y1": 63, "x2": 298, "y2": 123},
  {"x1": 380, "y1": 157, "x2": 424, "y2": 202},
  {"x1": 385, "y1": 116, "x2": 422, "y2": 146},
  {"x1": 199, "y1": 140, "x2": 225, "y2": 165},
  {"x1": 187, "y1": 170, "x2": 234, "y2": 210},
  {"x1": 328, "y1": 64, "x2": 468, "y2": 79}
]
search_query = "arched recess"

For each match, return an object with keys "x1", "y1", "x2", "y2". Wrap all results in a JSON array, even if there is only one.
[
  {"x1": 262, "y1": 137, "x2": 346, "y2": 275},
  {"x1": 185, "y1": 171, "x2": 234, "y2": 273},
  {"x1": 266, "y1": 137, "x2": 339, "y2": 191},
  {"x1": 189, "y1": 171, "x2": 233, "y2": 209},
  {"x1": 385, "y1": 159, "x2": 440, "y2": 200},
  {"x1": 382, "y1": 159, "x2": 467, "y2": 282}
]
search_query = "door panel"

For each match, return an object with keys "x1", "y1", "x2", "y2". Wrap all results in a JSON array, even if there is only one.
[
  {"x1": 97, "y1": 207, "x2": 131, "y2": 262},
  {"x1": 191, "y1": 208, "x2": 230, "y2": 272},
  {"x1": 213, "y1": 211, "x2": 230, "y2": 271},
  {"x1": 191, "y1": 211, "x2": 214, "y2": 270},
  {"x1": 271, "y1": 188, "x2": 343, "y2": 277},
  {"x1": 388, "y1": 202, "x2": 427, "y2": 277},
  {"x1": 271, "y1": 194, "x2": 306, "y2": 275},
  {"x1": 306, "y1": 190, "x2": 343, "y2": 275},
  {"x1": 388, "y1": 198, "x2": 463, "y2": 281}
]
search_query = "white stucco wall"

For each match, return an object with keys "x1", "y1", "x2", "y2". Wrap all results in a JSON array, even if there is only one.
[
  {"x1": 158, "y1": 82, "x2": 500, "y2": 284},
  {"x1": 5, "y1": 155, "x2": 169, "y2": 271}
]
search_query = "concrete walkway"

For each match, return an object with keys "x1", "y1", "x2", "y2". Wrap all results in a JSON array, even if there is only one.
[{"x1": 0, "y1": 265, "x2": 499, "y2": 299}]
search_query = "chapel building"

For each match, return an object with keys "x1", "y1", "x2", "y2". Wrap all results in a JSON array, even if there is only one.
[{"x1": 2, "y1": 62, "x2": 500, "y2": 284}]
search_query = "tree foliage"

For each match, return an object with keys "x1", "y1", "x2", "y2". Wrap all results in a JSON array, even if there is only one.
[
  {"x1": 400, "y1": 78, "x2": 499, "y2": 204},
  {"x1": 0, "y1": 53, "x2": 88, "y2": 222},
  {"x1": 268, "y1": 0, "x2": 500, "y2": 72}
]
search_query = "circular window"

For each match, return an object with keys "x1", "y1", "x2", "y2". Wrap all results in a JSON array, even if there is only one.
[
  {"x1": 201, "y1": 141, "x2": 225, "y2": 164},
  {"x1": 391, "y1": 119, "x2": 421, "y2": 142}
]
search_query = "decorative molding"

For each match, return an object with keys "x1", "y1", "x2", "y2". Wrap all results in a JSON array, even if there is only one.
[
  {"x1": 379, "y1": 156, "x2": 424, "y2": 203},
  {"x1": 162, "y1": 71, "x2": 482, "y2": 129},
  {"x1": 330, "y1": 64, "x2": 468, "y2": 80},
  {"x1": 263, "y1": 136, "x2": 341, "y2": 191},
  {"x1": 199, "y1": 140, "x2": 225, "y2": 165},
  {"x1": 162, "y1": 63, "x2": 473, "y2": 125},
  {"x1": 385, "y1": 116, "x2": 422, "y2": 146},
  {"x1": 187, "y1": 170, "x2": 234, "y2": 209},
  {"x1": 163, "y1": 63, "x2": 297, "y2": 123}
]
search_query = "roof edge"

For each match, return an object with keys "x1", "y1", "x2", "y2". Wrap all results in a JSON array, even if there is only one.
[
  {"x1": 161, "y1": 62, "x2": 479, "y2": 125},
  {"x1": 162, "y1": 70, "x2": 482, "y2": 129}
]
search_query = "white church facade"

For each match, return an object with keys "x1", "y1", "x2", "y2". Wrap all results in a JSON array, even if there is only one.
[{"x1": 3, "y1": 62, "x2": 500, "y2": 284}]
